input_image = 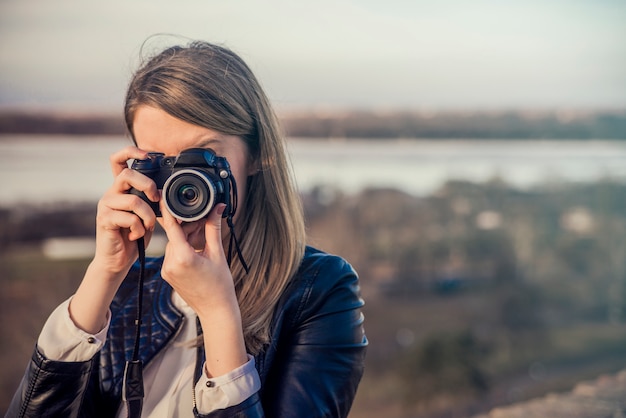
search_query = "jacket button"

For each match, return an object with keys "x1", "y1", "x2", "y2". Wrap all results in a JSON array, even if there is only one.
[
  {"x1": 87, "y1": 337, "x2": 96, "y2": 344},
  {"x1": 206, "y1": 380, "x2": 215, "y2": 388}
]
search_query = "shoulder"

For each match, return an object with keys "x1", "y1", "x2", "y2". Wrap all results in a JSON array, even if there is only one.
[
  {"x1": 295, "y1": 246, "x2": 360, "y2": 293},
  {"x1": 298, "y1": 246, "x2": 356, "y2": 278},
  {"x1": 281, "y1": 246, "x2": 364, "y2": 325}
]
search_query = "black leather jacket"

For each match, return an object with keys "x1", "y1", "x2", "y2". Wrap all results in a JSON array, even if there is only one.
[{"x1": 7, "y1": 246, "x2": 367, "y2": 418}]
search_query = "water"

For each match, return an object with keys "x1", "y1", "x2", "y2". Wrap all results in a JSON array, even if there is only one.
[{"x1": 2, "y1": 135, "x2": 626, "y2": 206}]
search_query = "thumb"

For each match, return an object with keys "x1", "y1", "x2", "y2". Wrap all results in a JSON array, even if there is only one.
[{"x1": 203, "y1": 203, "x2": 227, "y2": 252}]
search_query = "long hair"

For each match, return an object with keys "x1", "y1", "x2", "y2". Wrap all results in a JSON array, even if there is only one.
[{"x1": 124, "y1": 40, "x2": 306, "y2": 354}]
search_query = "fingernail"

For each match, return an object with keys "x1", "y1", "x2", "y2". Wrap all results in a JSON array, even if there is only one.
[{"x1": 216, "y1": 204, "x2": 226, "y2": 216}]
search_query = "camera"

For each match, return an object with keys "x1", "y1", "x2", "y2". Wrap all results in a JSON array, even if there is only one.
[{"x1": 129, "y1": 148, "x2": 234, "y2": 222}]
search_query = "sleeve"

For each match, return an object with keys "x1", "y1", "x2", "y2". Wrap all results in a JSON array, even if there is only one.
[
  {"x1": 37, "y1": 297, "x2": 110, "y2": 362},
  {"x1": 5, "y1": 298, "x2": 109, "y2": 418},
  {"x1": 194, "y1": 355, "x2": 261, "y2": 413},
  {"x1": 5, "y1": 347, "x2": 95, "y2": 418}
]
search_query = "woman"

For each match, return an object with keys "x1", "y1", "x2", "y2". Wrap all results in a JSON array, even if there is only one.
[{"x1": 7, "y1": 41, "x2": 366, "y2": 417}]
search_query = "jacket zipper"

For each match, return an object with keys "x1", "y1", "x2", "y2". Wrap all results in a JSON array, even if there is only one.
[{"x1": 192, "y1": 316, "x2": 203, "y2": 413}]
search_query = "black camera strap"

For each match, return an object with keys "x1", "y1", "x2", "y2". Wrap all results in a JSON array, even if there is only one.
[
  {"x1": 122, "y1": 237, "x2": 146, "y2": 418},
  {"x1": 227, "y1": 215, "x2": 249, "y2": 274},
  {"x1": 226, "y1": 174, "x2": 249, "y2": 274}
]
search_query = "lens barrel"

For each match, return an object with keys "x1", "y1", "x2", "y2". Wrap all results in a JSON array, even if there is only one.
[{"x1": 162, "y1": 169, "x2": 217, "y2": 222}]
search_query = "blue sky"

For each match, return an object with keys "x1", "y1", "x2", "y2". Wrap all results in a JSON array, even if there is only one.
[{"x1": 0, "y1": 0, "x2": 624, "y2": 111}]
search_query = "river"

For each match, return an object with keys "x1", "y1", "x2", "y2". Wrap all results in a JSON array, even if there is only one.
[{"x1": 2, "y1": 135, "x2": 626, "y2": 206}]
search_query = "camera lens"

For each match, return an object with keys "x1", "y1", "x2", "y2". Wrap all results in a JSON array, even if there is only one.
[
  {"x1": 162, "y1": 169, "x2": 216, "y2": 222},
  {"x1": 178, "y1": 185, "x2": 199, "y2": 206}
]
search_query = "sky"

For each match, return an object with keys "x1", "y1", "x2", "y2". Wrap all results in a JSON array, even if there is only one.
[{"x1": 0, "y1": 0, "x2": 625, "y2": 112}]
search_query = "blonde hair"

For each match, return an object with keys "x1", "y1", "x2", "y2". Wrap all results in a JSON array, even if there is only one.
[{"x1": 124, "y1": 40, "x2": 306, "y2": 354}]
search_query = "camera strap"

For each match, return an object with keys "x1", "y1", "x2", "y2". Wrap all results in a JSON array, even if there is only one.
[
  {"x1": 227, "y1": 215, "x2": 249, "y2": 274},
  {"x1": 122, "y1": 237, "x2": 146, "y2": 418},
  {"x1": 226, "y1": 175, "x2": 249, "y2": 274}
]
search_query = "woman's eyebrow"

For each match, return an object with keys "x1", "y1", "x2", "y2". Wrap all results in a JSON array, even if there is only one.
[{"x1": 195, "y1": 137, "x2": 221, "y2": 148}]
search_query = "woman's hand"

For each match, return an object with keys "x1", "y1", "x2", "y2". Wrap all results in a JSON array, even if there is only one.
[
  {"x1": 159, "y1": 202, "x2": 248, "y2": 377},
  {"x1": 70, "y1": 146, "x2": 159, "y2": 334},
  {"x1": 159, "y1": 201, "x2": 236, "y2": 317},
  {"x1": 91, "y1": 146, "x2": 160, "y2": 276}
]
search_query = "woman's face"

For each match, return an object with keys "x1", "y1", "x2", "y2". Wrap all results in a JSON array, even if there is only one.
[{"x1": 132, "y1": 105, "x2": 254, "y2": 250}]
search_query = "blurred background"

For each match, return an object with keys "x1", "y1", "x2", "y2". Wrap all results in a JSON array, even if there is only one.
[{"x1": 1, "y1": 1, "x2": 626, "y2": 417}]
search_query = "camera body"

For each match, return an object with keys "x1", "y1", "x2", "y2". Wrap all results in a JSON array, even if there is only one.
[{"x1": 129, "y1": 148, "x2": 233, "y2": 222}]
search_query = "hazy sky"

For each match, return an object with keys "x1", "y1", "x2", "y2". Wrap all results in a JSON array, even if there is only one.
[{"x1": 1, "y1": 0, "x2": 625, "y2": 112}]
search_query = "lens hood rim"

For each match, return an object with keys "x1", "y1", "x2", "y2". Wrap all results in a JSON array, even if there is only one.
[{"x1": 162, "y1": 168, "x2": 217, "y2": 222}]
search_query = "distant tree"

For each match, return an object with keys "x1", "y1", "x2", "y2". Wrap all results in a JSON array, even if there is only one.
[{"x1": 394, "y1": 331, "x2": 490, "y2": 406}]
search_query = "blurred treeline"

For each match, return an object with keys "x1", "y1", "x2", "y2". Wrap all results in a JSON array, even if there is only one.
[
  {"x1": 283, "y1": 110, "x2": 626, "y2": 140},
  {"x1": 1, "y1": 109, "x2": 625, "y2": 139},
  {"x1": 2, "y1": 178, "x2": 626, "y2": 416}
]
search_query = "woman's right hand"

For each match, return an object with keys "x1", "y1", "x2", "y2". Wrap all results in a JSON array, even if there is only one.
[
  {"x1": 69, "y1": 146, "x2": 160, "y2": 334},
  {"x1": 91, "y1": 146, "x2": 160, "y2": 277}
]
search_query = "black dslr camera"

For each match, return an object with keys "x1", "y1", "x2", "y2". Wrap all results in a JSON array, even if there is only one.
[{"x1": 129, "y1": 148, "x2": 234, "y2": 222}]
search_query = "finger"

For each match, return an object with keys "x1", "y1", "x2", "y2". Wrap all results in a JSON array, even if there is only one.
[
  {"x1": 101, "y1": 193, "x2": 157, "y2": 231},
  {"x1": 203, "y1": 203, "x2": 226, "y2": 254},
  {"x1": 111, "y1": 168, "x2": 160, "y2": 202},
  {"x1": 109, "y1": 146, "x2": 149, "y2": 177},
  {"x1": 98, "y1": 208, "x2": 147, "y2": 241},
  {"x1": 159, "y1": 200, "x2": 190, "y2": 247}
]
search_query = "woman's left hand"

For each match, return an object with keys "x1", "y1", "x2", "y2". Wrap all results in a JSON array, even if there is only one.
[
  {"x1": 159, "y1": 202, "x2": 236, "y2": 317},
  {"x1": 158, "y1": 202, "x2": 248, "y2": 377}
]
